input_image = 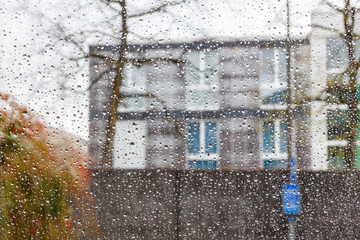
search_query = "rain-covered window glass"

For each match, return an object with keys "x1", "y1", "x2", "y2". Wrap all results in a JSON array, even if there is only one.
[
  {"x1": 328, "y1": 146, "x2": 346, "y2": 169},
  {"x1": 10, "y1": 0, "x2": 360, "y2": 237},
  {"x1": 113, "y1": 120, "x2": 146, "y2": 169},
  {"x1": 326, "y1": 37, "x2": 348, "y2": 72},
  {"x1": 118, "y1": 63, "x2": 147, "y2": 112},
  {"x1": 327, "y1": 109, "x2": 349, "y2": 170},
  {"x1": 326, "y1": 37, "x2": 360, "y2": 84},
  {"x1": 327, "y1": 108, "x2": 347, "y2": 169},
  {"x1": 261, "y1": 120, "x2": 287, "y2": 169},
  {"x1": 187, "y1": 121, "x2": 218, "y2": 169},
  {"x1": 260, "y1": 48, "x2": 287, "y2": 105},
  {"x1": 327, "y1": 109, "x2": 348, "y2": 141},
  {"x1": 185, "y1": 50, "x2": 219, "y2": 110},
  {"x1": 326, "y1": 36, "x2": 360, "y2": 169},
  {"x1": 327, "y1": 109, "x2": 360, "y2": 169}
]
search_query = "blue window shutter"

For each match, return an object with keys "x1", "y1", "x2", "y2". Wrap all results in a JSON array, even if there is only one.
[
  {"x1": 205, "y1": 121, "x2": 217, "y2": 154},
  {"x1": 188, "y1": 122, "x2": 200, "y2": 154}
]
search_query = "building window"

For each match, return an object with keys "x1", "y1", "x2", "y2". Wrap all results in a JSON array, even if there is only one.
[
  {"x1": 261, "y1": 120, "x2": 287, "y2": 169},
  {"x1": 260, "y1": 48, "x2": 287, "y2": 105},
  {"x1": 327, "y1": 108, "x2": 360, "y2": 169},
  {"x1": 327, "y1": 108, "x2": 347, "y2": 169},
  {"x1": 185, "y1": 50, "x2": 219, "y2": 110},
  {"x1": 326, "y1": 37, "x2": 348, "y2": 72},
  {"x1": 187, "y1": 121, "x2": 218, "y2": 169},
  {"x1": 118, "y1": 63, "x2": 147, "y2": 112}
]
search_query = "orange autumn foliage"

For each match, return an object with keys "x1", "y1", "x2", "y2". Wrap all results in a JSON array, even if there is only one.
[{"x1": 0, "y1": 93, "x2": 100, "y2": 239}]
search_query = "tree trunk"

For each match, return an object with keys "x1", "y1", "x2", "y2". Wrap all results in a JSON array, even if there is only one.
[
  {"x1": 344, "y1": 1, "x2": 358, "y2": 170},
  {"x1": 100, "y1": 0, "x2": 128, "y2": 168}
]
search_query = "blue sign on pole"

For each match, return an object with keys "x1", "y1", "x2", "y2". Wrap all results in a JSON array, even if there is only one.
[{"x1": 283, "y1": 183, "x2": 300, "y2": 215}]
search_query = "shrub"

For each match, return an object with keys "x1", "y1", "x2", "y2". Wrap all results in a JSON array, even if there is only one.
[{"x1": 0, "y1": 94, "x2": 99, "y2": 239}]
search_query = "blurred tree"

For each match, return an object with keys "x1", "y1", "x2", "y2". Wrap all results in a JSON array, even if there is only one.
[
  {"x1": 313, "y1": 0, "x2": 360, "y2": 170},
  {"x1": 30, "y1": 0, "x2": 198, "y2": 168},
  {"x1": 0, "y1": 93, "x2": 99, "y2": 239}
]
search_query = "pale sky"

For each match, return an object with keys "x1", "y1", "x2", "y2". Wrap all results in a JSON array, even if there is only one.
[{"x1": 0, "y1": 0, "x2": 320, "y2": 140}]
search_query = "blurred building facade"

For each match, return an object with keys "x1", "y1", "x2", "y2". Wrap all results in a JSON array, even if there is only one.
[
  {"x1": 310, "y1": 4, "x2": 360, "y2": 170},
  {"x1": 88, "y1": 40, "x2": 313, "y2": 170}
]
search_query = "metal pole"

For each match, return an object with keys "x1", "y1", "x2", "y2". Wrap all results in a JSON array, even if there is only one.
[
  {"x1": 286, "y1": 0, "x2": 292, "y2": 170},
  {"x1": 285, "y1": 0, "x2": 296, "y2": 239},
  {"x1": 288, "y1": 216, "x2": 295, "y2": 240}
]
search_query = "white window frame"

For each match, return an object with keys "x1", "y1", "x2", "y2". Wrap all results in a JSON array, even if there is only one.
[
  {"x1": 186, "y1": 50, "x2": 219, "y2": 111},
  {"x1": 186, "y1": 120, "x2": 219, "y2": 168},
  {"x1": 260, "y1": 119, "x2": 288, "y2": 167}
]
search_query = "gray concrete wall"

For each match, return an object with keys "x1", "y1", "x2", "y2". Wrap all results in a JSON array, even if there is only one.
[{"x1": 91, "y1": 169, "x2": 360, "y2": 239}]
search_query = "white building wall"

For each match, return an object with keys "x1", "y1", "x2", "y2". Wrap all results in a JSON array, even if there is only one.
[
  {"x1": 309, "y1": 35, "x2": 328, "y2": 170},
  {"x1": 113, "y1": 120, "x2": 147, "y2": 169}
]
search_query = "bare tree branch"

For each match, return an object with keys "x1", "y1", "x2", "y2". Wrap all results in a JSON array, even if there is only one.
[
  {"x1": 69, "y1": 52, "x2": 114, "y2": 63},
  {"x1": 99, "y1": 1, "x2": 122, "y2": 16},
  {"x1": 57, "y1": 66, "x2": 115, "y2": 94},
  {"x1": 128, "y1": 0, "x2": 186, "y2": 19},
  {"x1": 87, "y1": 67, "x2": 116, "y2": 91},
  {"x1": 312, "y1": 23, "x2": 345, "y2": 38},
  {"x1": 322, "y1": 0, "x2": 344, "y2": 13}
]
